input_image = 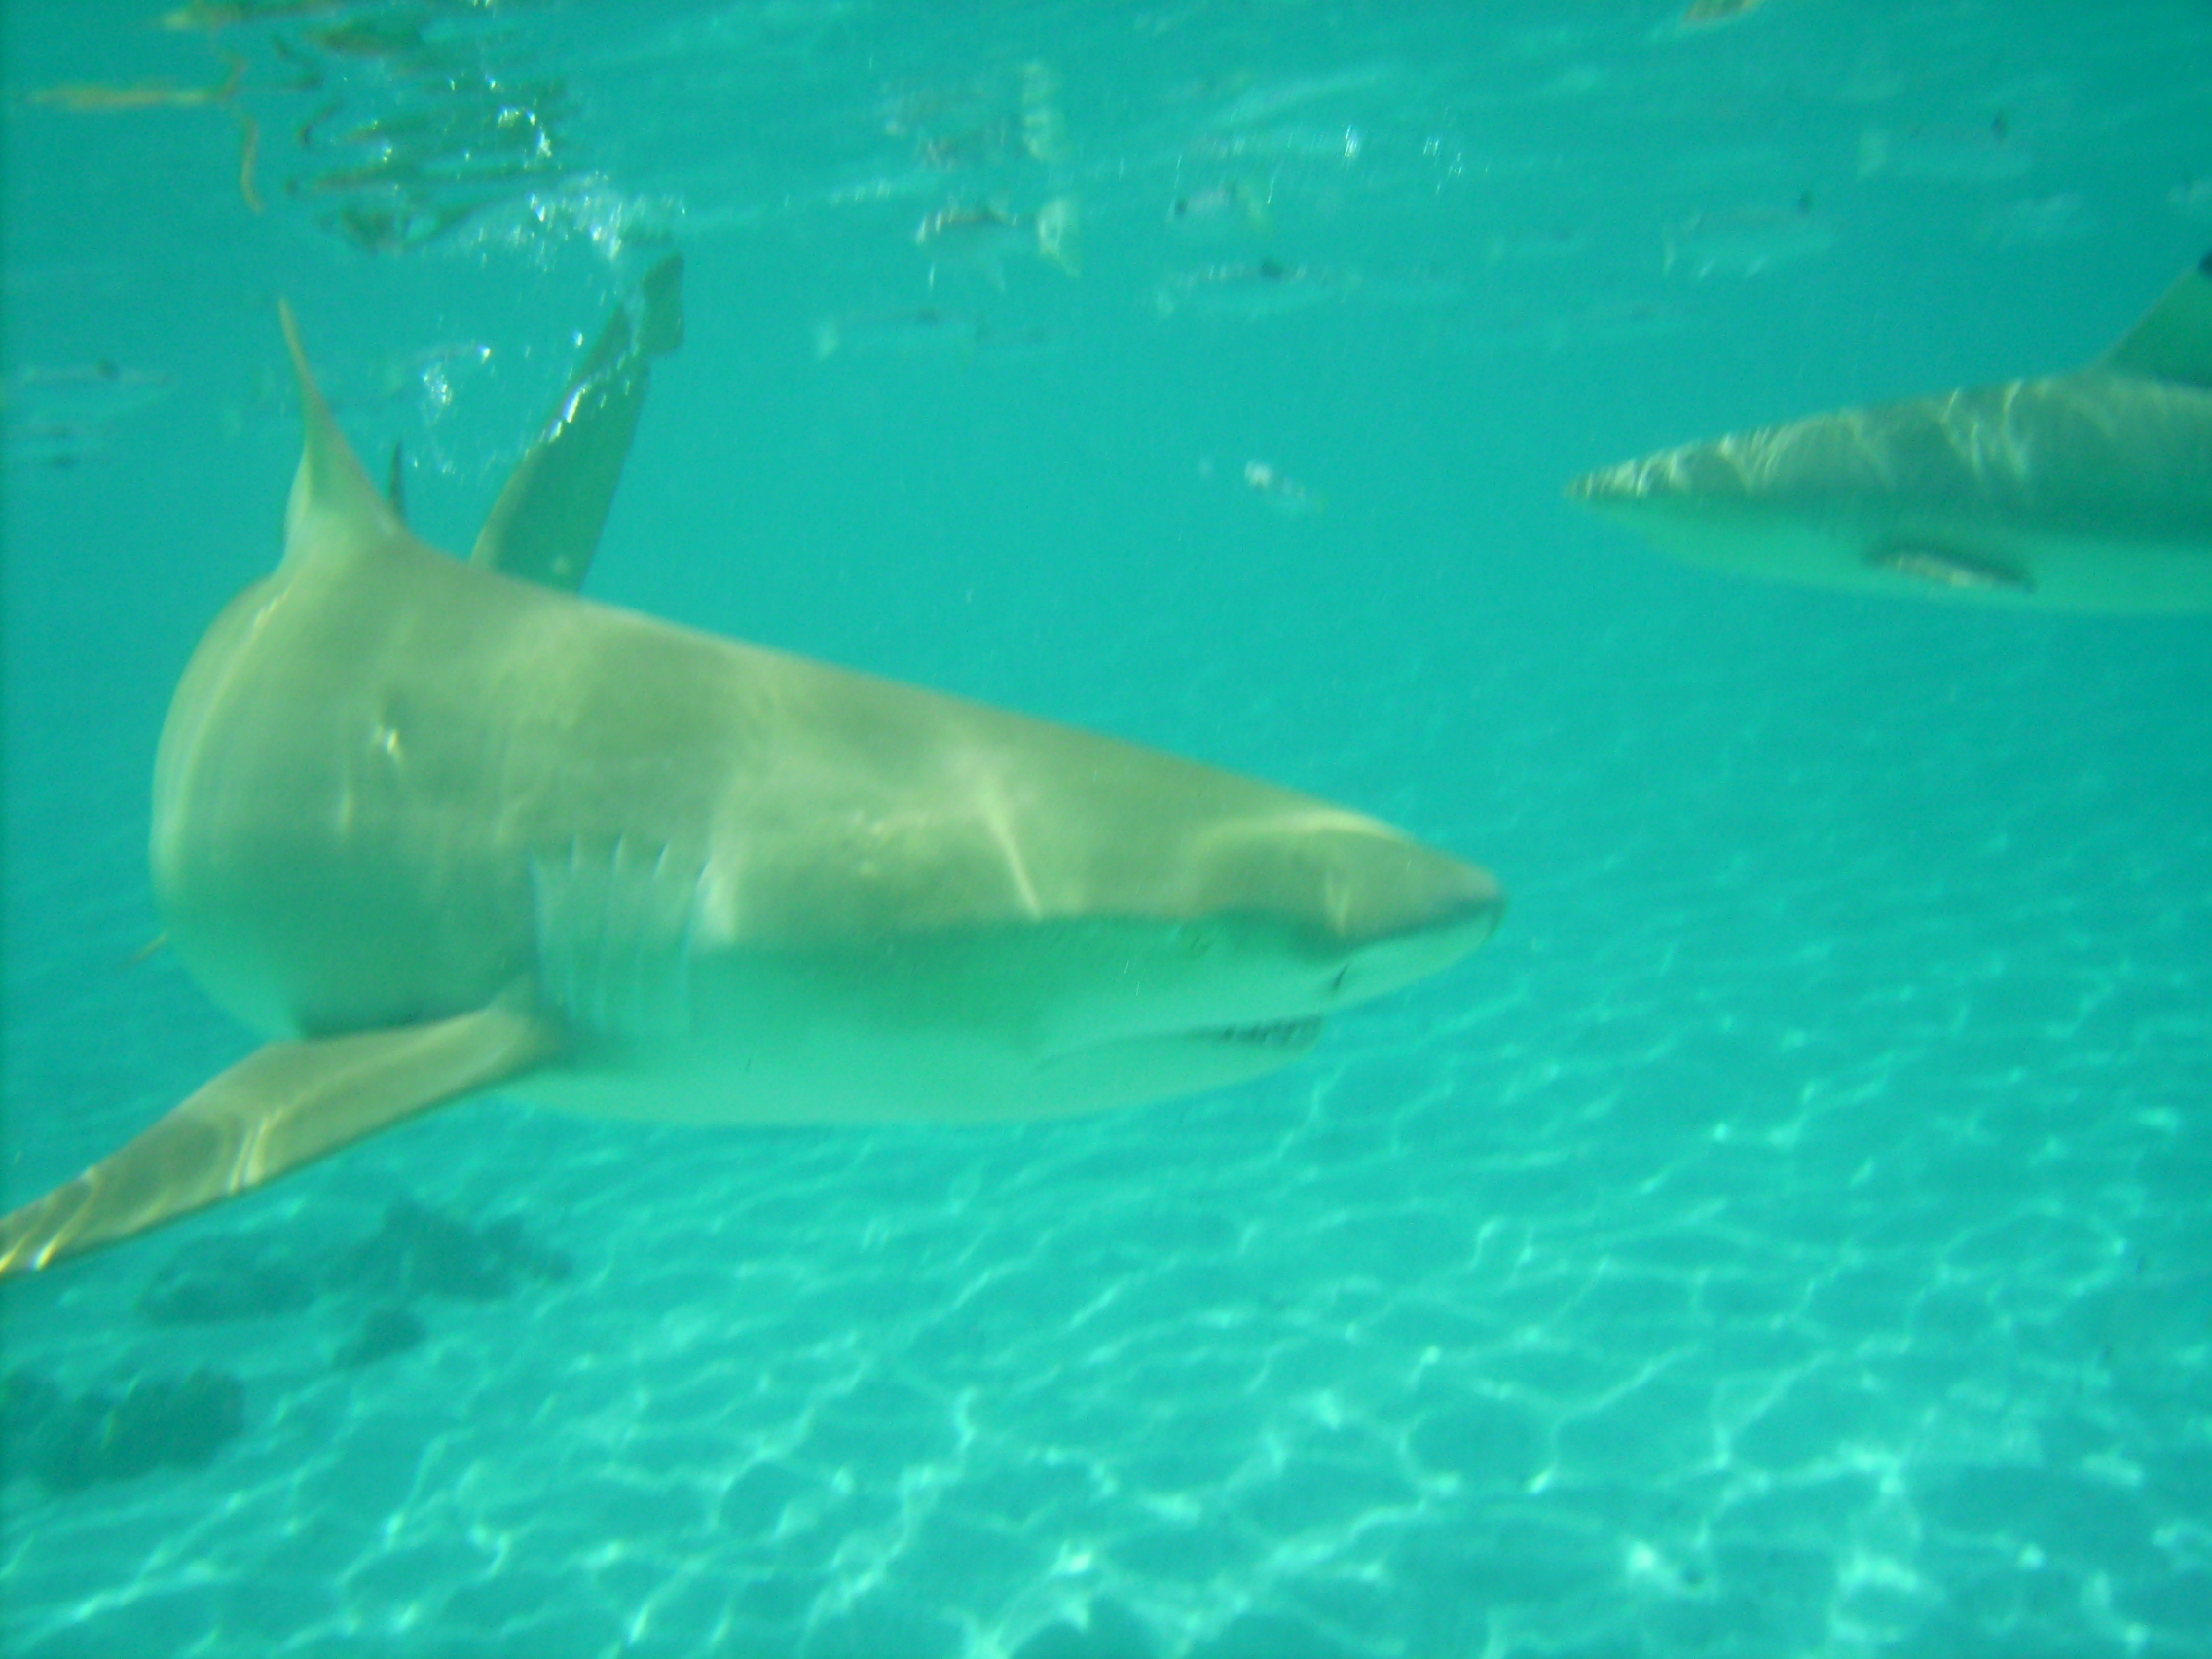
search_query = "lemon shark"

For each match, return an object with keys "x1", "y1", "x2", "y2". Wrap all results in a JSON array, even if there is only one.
[
  {"x1": 0, "y1": 258, "x2": 1501, "y2": 1277},
  {"x1": 1568, "y1": 250, "x2": 2212, "y2": 612}
]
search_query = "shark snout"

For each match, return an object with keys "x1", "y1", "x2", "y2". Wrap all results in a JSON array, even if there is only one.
[
  {"x1": 1567, "y1": 441, "x2": 1761, "y2": 513},
  {"x1": 1335, "y1": 834, "x2": 1499, "y2": 940},
  {"x1": 1207, "y1": 819, "x2": 1500, "y2": 1010},
  {"x1": 1320, "y1": 832, "x2": 1503, "y2": 998},
  {"x1": 1203, "y1": 809, "x2": 1500, "y2": 938},
  {"x1": 1566, "y1": 457, "x2": 1647, "y2": 505}
]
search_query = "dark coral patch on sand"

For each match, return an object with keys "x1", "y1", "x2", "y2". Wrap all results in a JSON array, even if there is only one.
[{"x1": 2, "y1": 1365, "x2": 245, "y2": 1493}]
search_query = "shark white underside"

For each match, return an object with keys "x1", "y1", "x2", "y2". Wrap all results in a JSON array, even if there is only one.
[
  {"x1": 1569, "y1": 251, "x2": 2212, "y2": 613},
  {"x1": 0, "y1": 260, "x2": 1500, "y2": 1275}
]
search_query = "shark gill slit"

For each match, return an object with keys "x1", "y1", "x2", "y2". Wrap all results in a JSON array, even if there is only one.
[
  {"x1": 1209, "y1": 1017, "x2": 1324, "y2": 1048},
  {"x1": 530, "y1": 834, "x2": 701, "y2": 1043}
]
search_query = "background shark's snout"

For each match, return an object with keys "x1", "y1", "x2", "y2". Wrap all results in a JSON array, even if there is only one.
[
  {"x1": 1567, "y1": 443, "x2": 1758, "y2": 522},
  {"x1": 1567, "y1": 444, "x2": 1872, "y2": 594},
  {"x1": 1567, "y1": 453, "x2": 1731, "y2": 560},
  {"x1": 1567, "y1": 456, "x2": 1656, "y2": 508}
]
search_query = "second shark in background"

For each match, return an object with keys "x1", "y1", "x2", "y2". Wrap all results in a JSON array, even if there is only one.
[{"x1": 1570, "y1": 253, "x2": 2212, "y2": 612}]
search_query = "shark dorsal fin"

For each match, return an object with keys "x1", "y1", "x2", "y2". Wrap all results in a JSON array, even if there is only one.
[
  {"x1": 279, "y1": 301, "x2": 416, "y2": 568},
  {"x1": 2101, "y1": 249, "x2": 2212, "y2": 389},
  {"x1": 469, "y1": 253, "x2": 686, "y2": 591}
]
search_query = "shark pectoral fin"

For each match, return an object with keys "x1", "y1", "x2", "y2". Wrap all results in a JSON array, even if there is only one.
[
  {"x1": 469, "y1": 252, "x2": 686, "y2": 592},
  {"x1": 2101, "y1": 249, "x2": 2212, "y2": 388},
  {"x1": 0, "y1": 1005, "x2": 559, "y2": 1278},
  {"x1": 1866, "y1": 539, "x2": 2035, "y2": 594}
]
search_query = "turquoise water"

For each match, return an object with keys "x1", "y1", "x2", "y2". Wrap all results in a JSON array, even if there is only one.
[{"x1": 4, "y1": 1, "x2": 2209, "y2": 1654}]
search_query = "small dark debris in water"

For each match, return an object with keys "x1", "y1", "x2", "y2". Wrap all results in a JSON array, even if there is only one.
[
  {"x1": 334, "y1": 1305, "x2": 426, "y2": 1370},
  {"x1": 386, "y1": 438, "x2": 407, "y2": 518},
  {"x1": 2, "y1": 1365, "x2": 245, "y2": 1493}
]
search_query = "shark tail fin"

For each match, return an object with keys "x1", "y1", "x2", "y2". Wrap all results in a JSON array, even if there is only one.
[
  {"x1": 469, "y1": 252, "x2": 687, "y2": 592},
  {"x1": 278, "y1": 300, "x2": 413, "y2": 569},
  {"x1": 2101, "y1": 249, "x2": 2212, "y2": 389},
  {"x1": 0, "y1": 1006, "x2": 558, "y2": 1279}
]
